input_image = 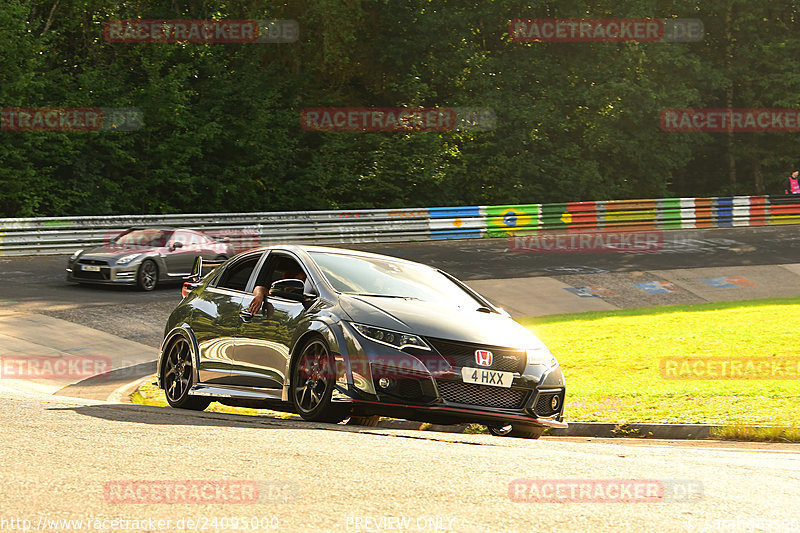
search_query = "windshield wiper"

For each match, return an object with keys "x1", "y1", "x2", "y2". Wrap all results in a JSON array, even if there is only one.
[{"x1": 351, "y1": 293, "x2": 419, "y2": 299}]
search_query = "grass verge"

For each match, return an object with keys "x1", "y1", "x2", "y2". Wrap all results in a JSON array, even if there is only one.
[{"x1": 520, "y1": 296, "x2": 800, "y2": 434}]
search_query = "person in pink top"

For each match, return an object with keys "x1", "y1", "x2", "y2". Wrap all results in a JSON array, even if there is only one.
[{"x1": 786, "y1": 170, "x2": 800, "y2": 194}]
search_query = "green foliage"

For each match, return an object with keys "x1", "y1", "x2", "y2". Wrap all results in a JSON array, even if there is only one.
[{"x1": 2, "y1": 0, "x2": 799, "y2": 216}]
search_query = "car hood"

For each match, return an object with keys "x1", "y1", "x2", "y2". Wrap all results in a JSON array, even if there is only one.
[
  {"x1": 338, "y1": 294, "x2": 548, "y2": 350},
  {"x1": 77, "y1": 245, "x2": 158, "y2": 261}
]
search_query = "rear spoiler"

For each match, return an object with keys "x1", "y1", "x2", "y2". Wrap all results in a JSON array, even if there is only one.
[{"x1": 188, "y1": 256, "x2": 226, "y2": 281}]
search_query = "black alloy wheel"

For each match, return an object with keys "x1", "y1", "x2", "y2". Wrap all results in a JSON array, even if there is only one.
[
  {"x1": 163, "y1": 336, "x2": 211, "y2": 411},
  {"x1": 291, "y1": 337, "x2": 345, "y2": 423},
  {"x1": 137, "y1": 259, "x2": 158, "y2": 291}
]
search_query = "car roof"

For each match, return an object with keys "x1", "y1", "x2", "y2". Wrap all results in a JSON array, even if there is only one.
[
  {"x1": 120, "y1": 227, "x2": 177, "y2": 233},
  {"x1": 123, "y1": 227, "x2": 201, "y2": 232},
  {"x1": 258, "y1": 244, "x2": 429, "y2": 268}
]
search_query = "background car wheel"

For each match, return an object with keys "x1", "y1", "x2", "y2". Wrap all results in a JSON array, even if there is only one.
[
  {"x1": 343, "y1": 415, "x2": 381, "y2": 427},
  {"x1": 136, "y1": 259, "x2": 158, "y2": 291},
  {"x1": 162, "y1": 336, "x2": 211, "y2": 411},
  {"x1": 489, "y1": 424, "x2": 545, "y2": 440},
  {"x1": 291, "y1": 337, "x2": 346, "y2": 423}
]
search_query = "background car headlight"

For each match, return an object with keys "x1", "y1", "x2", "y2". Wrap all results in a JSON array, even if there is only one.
[
  {"x1": 116, "y1": 253, "x2": 141, "y2": 265},
  {"x1": 351, "y1": 323, "x2": 429, "y2": 350},
  {"x1": 69, "y1": 249, "x2": 83, "y2": 261},
  {"x1": 526, "y1": 347, "x2": 558, "y2": 368}
]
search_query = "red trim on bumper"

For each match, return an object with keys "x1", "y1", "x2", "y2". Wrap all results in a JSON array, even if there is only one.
[{"x1": 349, "y1": 398, "x2": 567, "y2": 427}]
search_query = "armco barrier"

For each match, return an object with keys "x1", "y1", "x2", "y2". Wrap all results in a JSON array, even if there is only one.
[
  {"x1": 427, "y1": 195, "x2": 800, "y2": 238},
  {"x1": 1, "y1": 195, "x2": 799, "y2": 256},
  {"x1": 0, "y1": 208, "x2": 431, "y2": 256}
]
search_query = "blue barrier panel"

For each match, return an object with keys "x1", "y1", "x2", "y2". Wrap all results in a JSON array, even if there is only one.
[
  {"x1": 430, "y1": 230, "x2": 483, "y2": 239},
  {"x1": 429, "y1": 206, "x2": 483, "y2": 239},
  {"x1": 714, "y1": 197, "x2": 733, "y2": 227},
  {"x1": 428, "y1": 206, "x2": 481, "y2": 218}
]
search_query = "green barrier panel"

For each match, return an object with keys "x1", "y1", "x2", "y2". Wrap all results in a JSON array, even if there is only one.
[
  {"x1": 657, "y1": 198, "x2": 682, "y2": 229},
  {"x1": 540, "y1": 202, "x2": 569, "y2": 230},
  {"x1": 485, "y1": 204, "x2": 541, "y2": 236}
]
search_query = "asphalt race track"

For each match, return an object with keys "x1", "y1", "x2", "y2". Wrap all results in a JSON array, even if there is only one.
[
  {"x1": 1, "y1": 225, "x2": 799, "y2": 532},
  {"x1": 0, "y1": 387, "x2": 799, "y2": 532}
]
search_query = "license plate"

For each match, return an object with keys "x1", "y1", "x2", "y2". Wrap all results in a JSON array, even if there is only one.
[
  {"x1": 81, "y1": 265, "x2": 101, "y2": 272},
  {"x1": 461, "y1": 367, "x2": 513, "y2": 388}
]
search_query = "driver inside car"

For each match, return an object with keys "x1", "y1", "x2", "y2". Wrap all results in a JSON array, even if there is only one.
[{"x1": 248, "y1": 269, "x2": 306, "y2": 314}]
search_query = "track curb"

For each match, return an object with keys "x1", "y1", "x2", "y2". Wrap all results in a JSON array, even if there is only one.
[{"x1": 375, "y1": 419, "x2": 723, "y2": 439}]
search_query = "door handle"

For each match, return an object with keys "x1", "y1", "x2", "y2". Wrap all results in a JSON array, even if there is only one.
[{"x1": 239, "y1": 310, "x2": 253, "y2": 323}]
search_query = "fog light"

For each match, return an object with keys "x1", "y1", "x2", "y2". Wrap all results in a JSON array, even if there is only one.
[
  {"x1": 378, "y1": 378, "x2": 392, "y2": 389},
  {"x1": 550, "y1": 396, "x2": 560, "y2": 411}
]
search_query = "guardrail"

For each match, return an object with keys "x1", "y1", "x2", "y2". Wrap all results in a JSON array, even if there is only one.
[{"x1": 1, "y1": 195, "x2": 799, "y2": 256}]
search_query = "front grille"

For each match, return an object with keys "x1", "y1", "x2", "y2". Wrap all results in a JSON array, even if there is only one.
[
  {"x1": 73, "y1": 259, "x2": 111, "y2": 280},
  {"x1": 73, "y1": 267, "x2": 110, "y2": 280},
  {"x1": 425, "y1": 338, "x2": 526, "y2": 374},
  {"x1": 435, "y1": 380, "x2": 529, "y2": 410},
  {"x1": 534, "y1": 391, "x2": 563, "y2": 417},
  {"x1": 393, "y1": 379, "x2": 424, "y2": 401}
]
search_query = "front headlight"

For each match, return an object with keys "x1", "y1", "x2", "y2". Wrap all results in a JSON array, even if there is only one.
[
  {"x1": 116, "y1": 253, "x2": 141, "y2": 265},
  {"x1": 526, "y1": 347, "x2": 558, "y2": 368},
  {"x1": 351, "y1": 323, "x2": 430, "y2": 351},
  {"x1": 69, "y1": 249, "x2": 83, "y2": 261}
]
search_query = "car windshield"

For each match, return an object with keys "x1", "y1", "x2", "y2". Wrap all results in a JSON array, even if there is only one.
[
  {"x1": 112, "y1": 229, "x2": 172, "y2": 248},
  {"x1": 309, "y1": 251, "x2": 487, "y2": 310}
]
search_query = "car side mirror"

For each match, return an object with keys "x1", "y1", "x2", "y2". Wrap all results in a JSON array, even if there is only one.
[
  {"x1": 189, "y1": 256, "x2": 203, "y2": 281},
  {"x1": 170, "y1": 241, "x2": 184, "y2": 250},
  {"x1": 269, "y1": 279, "x2": 316, "y2": 303}
]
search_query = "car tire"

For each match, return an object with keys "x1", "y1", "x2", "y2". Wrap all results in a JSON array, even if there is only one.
[
  {"x1": 136, "y1": 259, "x2": 159, "y2": 291},
  {"x1": 488, "y1": 424, "x2": 545, "y2": 440},
  {"x1": 290, "y1": 336, "x2": 346, "y2": 423},
  {"x1": 343, "y1": 415, "x2": 381, "y2": 427},
  {"x1": 162, "y1": 336, "x2": 211, "y2": 411}
]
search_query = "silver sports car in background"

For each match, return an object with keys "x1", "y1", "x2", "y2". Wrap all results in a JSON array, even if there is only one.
[{"x1": 66, "y1": 228, "x2": 235, "y2": 291}]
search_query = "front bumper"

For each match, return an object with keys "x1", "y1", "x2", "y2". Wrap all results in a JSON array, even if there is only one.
[
  {"x1": 344, "y1": 396, "x2": 568, "y2": 429},
  {"x1": 66, "y1": 264, "x2": 139, "y2": 285},
  {"x1": 332, "y1": 327, "x2": 567, "y2": 429}
]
